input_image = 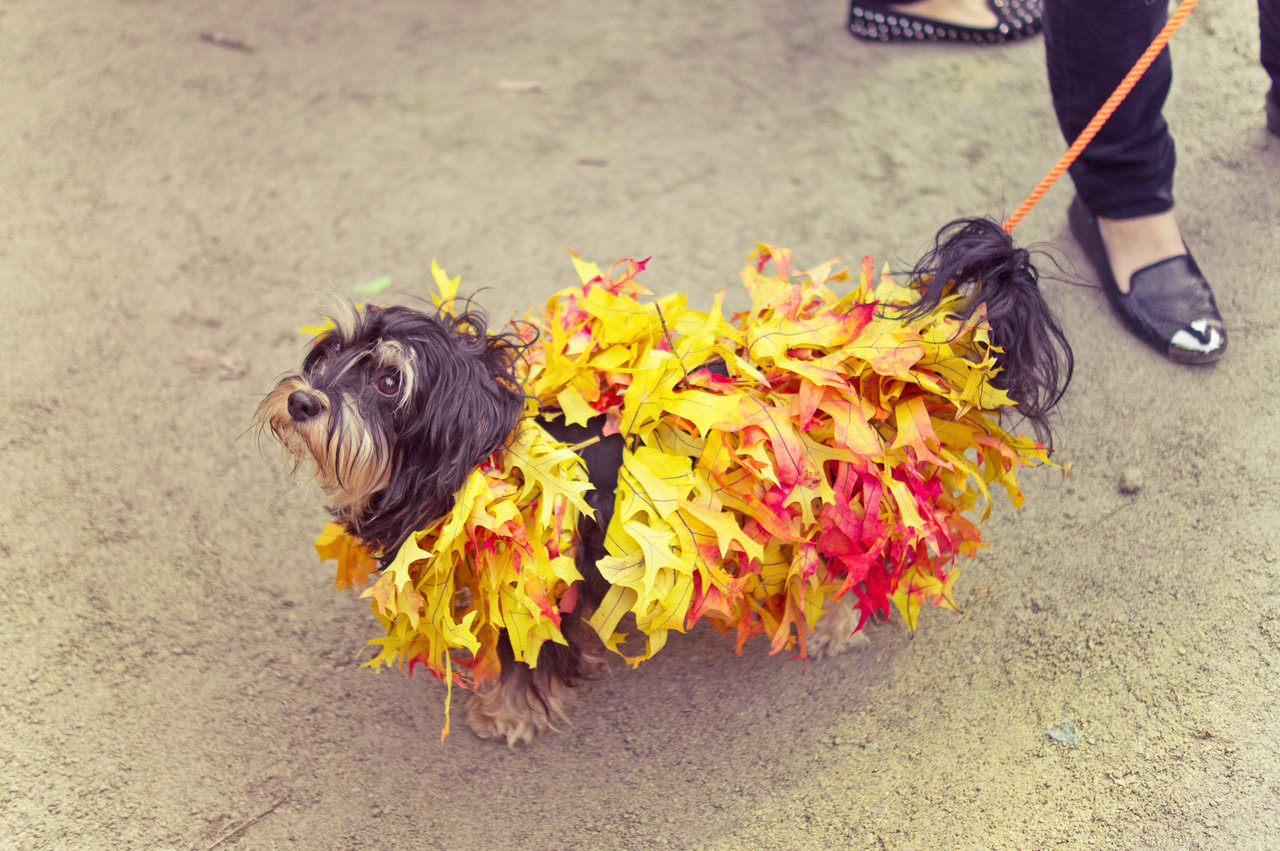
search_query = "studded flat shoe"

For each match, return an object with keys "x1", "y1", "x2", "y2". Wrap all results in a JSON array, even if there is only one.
[
  {"x1": 1068, "y1": 197, "x2": 1227, "y2": 365},
  {"x1": 848, "y1": 0, "x2": 1042, "y2": 44}
]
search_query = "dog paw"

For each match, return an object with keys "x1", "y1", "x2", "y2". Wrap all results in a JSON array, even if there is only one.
[
  {"x1": 808, "y1": 626, "x2": 870, "y2": 660},
  {"x1": 808, "y1": 593, "x2": 871, "y2": 660},
  {"x1": 465, "y1": 677, "x2": 573, "y2": 748},
  {"x1": 466, "y1": 700, "x2": 541, "y2": 748}
]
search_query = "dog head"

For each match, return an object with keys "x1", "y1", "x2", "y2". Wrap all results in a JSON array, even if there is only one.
[{"x1": 255, "y1": 302, "x2": 527, "y2": 557}]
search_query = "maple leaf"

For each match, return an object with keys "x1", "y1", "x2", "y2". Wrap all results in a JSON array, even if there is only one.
[
  {"x1": 816, "y1": 392, "x2": 883, "y2": 457},
  {"x1": 567, "y1": 249, "x2": 605, "y2": 286},
  {"x1": 556, "y1": 386, "x2": 598, "y2": 427},
  {"x1": 586, "y1": 584, "x2": 639, "y2": 652},
  {"x1": 618, "y1": 354, "x2": 682, "y2": 437},
  {"x1": 430, "y1": 260, "x2": 461, "y2": 315},
  {"x1": 623, "y1": 445, "x2": 694, "y2": 519},
  {"x1": 315, "y1": 522, "x2": 378, "y2": 591},
  {"x1": 582, "y1": 285, "x2": 662, "y2": 344},
  {"x1": 298, "y1": 318, "x2": 337, "y2": 337},
  {"x1": 504, "y1": 425, "x2": 595, "y2": 528},
  {"x1": 680, "y1": 492, "x2": 765, "y2": 563},
  {"x1": 655, "y1": 389, "x2": 744, "y2": 438},
  {"x1": 733, "y1": 396, "x2": 808, "y2": 489},
  {"x1": 890, "y1": 395, "x2": 948, "y2": 468}
]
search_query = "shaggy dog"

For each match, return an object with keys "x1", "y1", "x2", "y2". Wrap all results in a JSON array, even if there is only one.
[{"x1": 257, "y1": 219, "x2": 1071, "y2": 746}]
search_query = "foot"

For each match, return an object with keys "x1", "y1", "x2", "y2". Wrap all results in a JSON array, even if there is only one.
[
  {"x1": 466, "y1": 674, "x2": 575, "y2": 748},
  {"x1": 1068, "y1": 197, "x2": 1227, "y2": 364},
  {"x1": 849, "y1": 0, "x2": 1041, "y2": 43},
  {"x1": 1095, "y1": 210, "x2": 1187, "y2": 294},
  {"x1": 808, "y1": 593, "x2": 872, "y2": 660},
  {"x1": 885, "y1": 0, "x2": 997, "y2": 29}
]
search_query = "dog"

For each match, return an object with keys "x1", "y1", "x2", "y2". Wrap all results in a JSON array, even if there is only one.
[{"x1": 256, "y1": 218, "x2": 1072, "y2": 746}]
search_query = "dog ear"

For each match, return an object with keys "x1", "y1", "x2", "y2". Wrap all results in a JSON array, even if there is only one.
[
  {"x1": 354, "y1": 306, "x2": 530, "y2": 557},
  {"x1": 902, "y1": 217, "x2": 1073, "y2": 446}
]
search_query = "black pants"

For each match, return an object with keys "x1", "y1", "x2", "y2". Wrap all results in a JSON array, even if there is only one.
[{"x1": 1045, "y1": 0, "x2": 1280, "y2": 219}]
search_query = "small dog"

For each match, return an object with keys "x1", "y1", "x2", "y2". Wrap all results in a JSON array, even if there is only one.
[{"x1": 257, "y1": 219, "x2": 1071, "y2": 746}]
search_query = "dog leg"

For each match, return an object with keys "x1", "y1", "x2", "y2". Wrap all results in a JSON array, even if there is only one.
[
  {"x1": 466, "y1": 662, "x2": 577, "y2": 747},
  {"x1": 808, "y1": 591, "x2": 871, "y2": 660},
  {"x1": 466, "y1": 615, "x2": 609, "y2": 746}
]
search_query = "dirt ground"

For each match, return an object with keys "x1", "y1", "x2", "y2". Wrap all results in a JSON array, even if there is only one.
[{"x1": 3, "y1": 0, "x2": 1279, "y2": 848}]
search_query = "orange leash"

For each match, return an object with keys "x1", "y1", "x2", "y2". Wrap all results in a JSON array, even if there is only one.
[{"x1": 1002, "y1": 0, "x2": 1201, "y2": 233}]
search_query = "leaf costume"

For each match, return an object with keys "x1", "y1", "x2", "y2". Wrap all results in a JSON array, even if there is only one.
[{"x1": 315, "y1": 246, "x2": 1048, "y2": 733}]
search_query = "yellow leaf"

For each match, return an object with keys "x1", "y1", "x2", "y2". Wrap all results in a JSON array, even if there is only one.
[
  {"x1": 430, "y1": 260, "x2": 461, "y2": 315},
  {"x1": 505, "y1": 425, "x2": 595, "y2": 527},
  {"x1": 315, "y1": 522, "x2": 378, "y2": 590},
  {"x1": 555, "y1": 386, "x2": 597, "y2": 427},
  {"x1": 618, "y1": 356, "x2": 680, "y2": 437},
  {"x1": 816, "y1": 393, "x2": 882, "y2": 456},
  {"x1": 885, "y1": 478, "x2": 926, "y2": 534},
  {"x1": 567, "y1": 249, "x2": 604, "y2": 286},
  {"x1": 889, "y1": 565, "x2": 943, "y2": 634},
  {"x1": 650, "y1": 422, "x2": 707, "y2": 459},
  {"x1": 679, "y1": 494, "x2": 765, "y2": 563},
  {"x1": 658, "y1": 389, "x2": 745, "y2": 438},
  {"x1": 299, "y1": 319, "x2": 337, "y2": 337},
  {"x1": 440, "y1": 654, "x2": 453, "y2": 743},
  {"x1": 636, "y1": 572, "x2": 692, "y2": 635},
  {"x1": 623, "y1": 446, "x2": 693, "y2": 520},
  {"x1": 891, "y1": 396, "x2": 946, "y2": 467},
  {"x1": 587, "y1": 584, "x2": 639, "y2": 649},
  {"x1": 934, "y1": 567, "x2": 961, "y2": 612},
  {"x1": 596, "y1": 550, "x2": 646, "y2": 587},
  {"x1": 582, "y1": 286, "x2": 660, "y2": 343}
]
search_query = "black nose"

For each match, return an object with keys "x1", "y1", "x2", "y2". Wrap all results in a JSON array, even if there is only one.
[{"x1": 287, "y1": 390, "x2": 323, "y2": 422}]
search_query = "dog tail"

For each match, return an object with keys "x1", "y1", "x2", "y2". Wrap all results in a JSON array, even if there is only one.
[{"x1": 901, "y1": 217, "x2": 1073, "y2": 445}]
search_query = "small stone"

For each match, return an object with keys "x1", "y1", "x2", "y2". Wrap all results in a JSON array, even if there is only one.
[
  {"x1": 496, "y1": 79, "x2": 544, "y2": 94},
  {"x1": 1118, "y1": 468, "x2": 1143, "y2": 494},
  {"x1": 1046, "y1": 719, "x2": 1080, "y2": 746}
]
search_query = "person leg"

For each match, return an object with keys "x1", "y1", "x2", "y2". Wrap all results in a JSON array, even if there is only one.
[
  {"x1": 1045, "y1": 0, "x2": 1174, "y2": 220},
  {"x1": 1261, "y1": 0, "x2": 1280, "y2": 86},
  {"x1": 1261, "y1": 0, "x2": 1280, "y2": 133},
  {"x1": 1045, "y1": 0, "x2": 1182, "y2": 294},
  {"x1": 1044, "y1": 0, "x2": 1226, "y2": 363}
]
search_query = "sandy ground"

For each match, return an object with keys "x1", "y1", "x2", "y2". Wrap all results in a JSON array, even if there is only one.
[{"x1": 3, "y1": 0, "x2": 1279, "y2": 848}]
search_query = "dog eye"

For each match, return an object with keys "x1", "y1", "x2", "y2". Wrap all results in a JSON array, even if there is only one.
[{"x1": 376, "y1": 371, "x2": 400, "y2": 396}]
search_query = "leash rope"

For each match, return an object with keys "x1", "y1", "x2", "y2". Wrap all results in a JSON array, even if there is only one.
[{"x1": 1002, "y1": 0, "x2": 1201, "y2": 233}]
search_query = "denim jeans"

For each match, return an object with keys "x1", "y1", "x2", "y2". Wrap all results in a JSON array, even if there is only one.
[{"x1": 1045, "y1": 0, "x2": 1279, "y2": 219}]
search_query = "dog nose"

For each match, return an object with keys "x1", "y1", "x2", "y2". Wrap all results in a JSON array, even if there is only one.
[{"x1": 287, "y1": 390, "x2": 323, "y2": 421}]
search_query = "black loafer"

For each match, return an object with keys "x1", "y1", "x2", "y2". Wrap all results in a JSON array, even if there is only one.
[
  {"x1": 1267, "y1": 84, "x2": 1280, "y2": 137},
  {"x1": 1068, "y1": 197, "x2": 1227, "y2": 364}
]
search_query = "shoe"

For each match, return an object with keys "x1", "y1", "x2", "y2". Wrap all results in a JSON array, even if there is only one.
[
  {"x1": 1267, "y1": 85, "x2": 1280, "y2": 137},
  {"x1": 1067, "y1": 197, "x2": 1227, "y2": 364},
  {"x1": 848, "y1": 0, "x2": 1042, "y2": 44}
]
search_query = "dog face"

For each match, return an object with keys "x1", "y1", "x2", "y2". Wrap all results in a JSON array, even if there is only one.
[{"x1": 255, "y1": 303, "x2": 527, "y2": 556}]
